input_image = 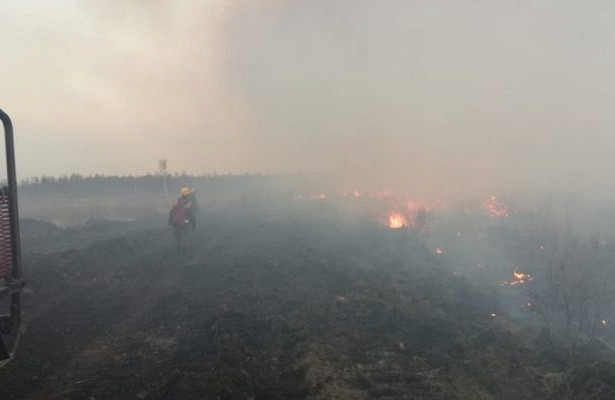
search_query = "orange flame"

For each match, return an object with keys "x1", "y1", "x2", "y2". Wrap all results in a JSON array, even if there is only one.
[
  {"x1": 501, "y1": 268, "x2": 533, "y2": 286},
  {"x1": 513, "y1": 270, "x2": 526, "y2": 280},
  {"x1": 341, "y1": 190, "x2": 362, "y2": 198},
  {"x1": 388, "y1": 212, "x2": 408, "y2": 229},
  {"x1": 309, "y1": 193, "x2": 327, "y2": 200}
]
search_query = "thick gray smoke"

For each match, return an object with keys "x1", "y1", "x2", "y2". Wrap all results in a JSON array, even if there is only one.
[{"x1": 1, "y1": 1, "x2": 615, "y2": 200}]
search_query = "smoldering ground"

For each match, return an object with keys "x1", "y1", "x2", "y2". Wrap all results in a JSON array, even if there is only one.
[
  {"x1": 2, "y1": 1, "x2": 615, "y2": 399},
  {"x1": 3, "y1": 175, "x2": 615, "y2": 399}
]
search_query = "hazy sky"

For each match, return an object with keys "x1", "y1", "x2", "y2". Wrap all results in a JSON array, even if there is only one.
[{"x1": 1, "y1": 1, "x2": 615, "y2": 197}]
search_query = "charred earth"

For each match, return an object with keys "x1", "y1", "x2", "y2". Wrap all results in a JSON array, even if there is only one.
[{"x1": 1, "y1": 209, "x2": 614, "y2": 399}]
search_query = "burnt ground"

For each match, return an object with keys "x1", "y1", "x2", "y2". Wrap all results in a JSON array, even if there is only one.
[{"x1": 1, "y1": 209, "x2": 615, "y2": 399}]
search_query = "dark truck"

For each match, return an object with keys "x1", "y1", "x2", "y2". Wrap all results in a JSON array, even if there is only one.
[{"x1": 0, "y1": 109, "x2": 23, "y2": 363}]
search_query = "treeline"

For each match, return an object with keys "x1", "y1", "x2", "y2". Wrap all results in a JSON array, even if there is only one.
[{"x1": 18, "y1": 173, "x2": 271, "y2": 198}]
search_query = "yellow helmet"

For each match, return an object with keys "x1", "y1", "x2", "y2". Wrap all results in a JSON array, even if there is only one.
[{"x1": 180, "y1": 187, "x2": 192, "y2": 197}]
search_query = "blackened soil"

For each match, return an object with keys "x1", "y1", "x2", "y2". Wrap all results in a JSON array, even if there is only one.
[{"x1": 1, "y1": 211, "x2": 615, "y2": 399}]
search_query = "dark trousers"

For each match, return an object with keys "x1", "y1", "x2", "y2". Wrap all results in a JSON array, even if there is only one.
[{"x1": 187, "y1": 214, "x2": 196, "y2": 230}]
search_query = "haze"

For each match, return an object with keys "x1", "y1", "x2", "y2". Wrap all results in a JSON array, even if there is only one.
[{"x1": 1, "y1": 0, "x2": 614, "y2": 199}]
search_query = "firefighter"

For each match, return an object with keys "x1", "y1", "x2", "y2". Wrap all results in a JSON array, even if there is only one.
[{"x1": 176, "y1": 186, "x2": 199, "y2": 230}]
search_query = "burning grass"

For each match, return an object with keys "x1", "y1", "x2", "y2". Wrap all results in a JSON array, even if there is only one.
[
  {"x1": 501, "y1": 269, "x2": 534, "y2": 286},
  {"x1": 6, "y1": 184, "x2": 615, "y2": 399},
  {"x1": 387, "y1": 211, "x2": 408, "y2": 229}
]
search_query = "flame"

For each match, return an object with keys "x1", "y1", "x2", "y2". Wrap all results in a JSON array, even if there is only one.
[
  {"x1": 388, "y1": 212, "x2": 408, "y2": 229},
  {"x1": 341, "y1": 190, "x2": 362, "y2": 198},
  {"x1": 435, "y1": 248, "x2": 444, "y2": 255},
  {"x1": 513, "y1": 270, "x2": 526, "y2": 280},
  {"x1": 309, "y1": 193, "x2": 327, "y2": 200},
  {"x1": 602, "y1": 319, "x2": 609, "y2": 326},
  {"x1": 484, "y1": 195, "x2": 509, "y2": 218},
  {"x1": 501, "y1": 268, "x2": 533, "y2": 286}
]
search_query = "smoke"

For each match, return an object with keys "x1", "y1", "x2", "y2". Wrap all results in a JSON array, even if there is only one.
[
  {"x1": 0, "y1": 0, "x2": 247, "y2": 176},
  {"x1": 2, "y1": 1, "x2": 615, "y2": 200},
  {"x1": 220, "y1": 1, "x2": 615, "y2": 199}
]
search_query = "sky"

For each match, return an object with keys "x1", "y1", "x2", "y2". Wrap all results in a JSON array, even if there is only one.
[{"x1": 1, "y1": 1, "x2": 615, "y2": 198}]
